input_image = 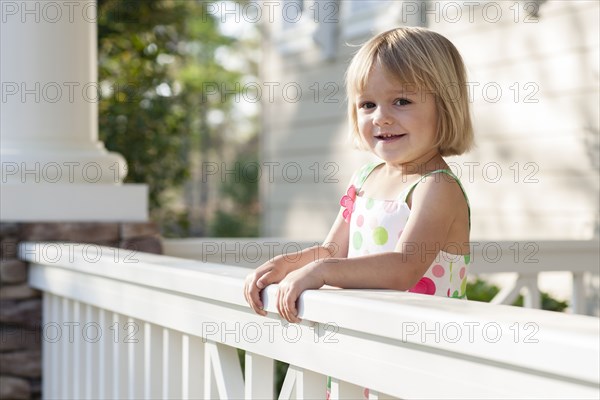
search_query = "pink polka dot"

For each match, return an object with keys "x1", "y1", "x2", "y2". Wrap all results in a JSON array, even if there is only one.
[
  {"x1": 409, "y1": 277, "x2": 436, "y2": 295},
  {"x1": 447, "y1": 288, "x2": 451, "y2": 296},
  {"x1": 356, "y1": 214, "x2": 364, "y2": 227},
  {"x1": 459, "y1": 267, "x2": 466, "y2": 279},
  {"x1": 432, "y1": 264, "x2": 445, "y2": 278}
]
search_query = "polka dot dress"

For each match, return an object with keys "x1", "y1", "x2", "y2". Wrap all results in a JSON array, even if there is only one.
[
  {"x1": 347, "y1": 162, "x2": 471, "y2": 299},
  {"x1": 328, "y1": 163, "x2": 472, "y2": 400}
]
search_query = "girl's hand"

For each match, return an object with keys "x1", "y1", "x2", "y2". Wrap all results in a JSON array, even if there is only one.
[
  {"x1": 244, "y1": 261, "x2": 289, "y2": 316},
  {"x1": 276, "y1": 262, "x2": 325, "y2": 323}
]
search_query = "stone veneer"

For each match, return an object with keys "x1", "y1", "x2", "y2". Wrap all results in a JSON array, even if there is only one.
[{"x1": 0, "y1": 222, "x2": 162, "y2": 400}]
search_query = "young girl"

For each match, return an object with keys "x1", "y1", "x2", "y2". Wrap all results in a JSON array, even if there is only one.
[{"x1": 244, "y1": 27, "x2": 473, "y2": 325}]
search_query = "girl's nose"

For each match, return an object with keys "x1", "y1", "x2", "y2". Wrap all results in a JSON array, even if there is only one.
[{"x1": 373, "y1": 107, "x2": 393, "y2": 125}]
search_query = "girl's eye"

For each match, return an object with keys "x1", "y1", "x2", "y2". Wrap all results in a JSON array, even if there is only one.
[
  {"x1": 394, "y1": 98, "x2": 411, "y2": 106},
  {"x1": 359, "y1": 102, "x2": 376, "y2": 109}
]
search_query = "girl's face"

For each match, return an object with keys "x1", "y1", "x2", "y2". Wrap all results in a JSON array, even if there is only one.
[{"x1": 355, "y1": 63, "x2": 439, "y2": 166}]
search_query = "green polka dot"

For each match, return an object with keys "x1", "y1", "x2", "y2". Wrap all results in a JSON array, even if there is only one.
[
  {"x1": 372, "y1": 227, "x2": 388, "y2": 245},
  {"x1": 366, "y1": 198, "x2": 374, "y2": 209},
  {"x1": 452, "y1": 290, "x2": 459, "y2": 298},
  {"x1": 464, "y1": 254, "x2": 470, "y2": 265},
  {"x1": 353, "y1": 231, "x2": 363, "y2": 250}
]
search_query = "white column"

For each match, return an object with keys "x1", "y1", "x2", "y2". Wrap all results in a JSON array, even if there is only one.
[
  {"x1": 1, "y1": 0, "x2": 126, "y2": 184},
  {"x1": 0, "y1": 0, "x2": 147, "y2": 221}
]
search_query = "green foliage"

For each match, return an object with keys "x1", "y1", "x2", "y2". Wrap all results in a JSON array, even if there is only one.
[
  {"x1": 210, "y1": 135, "x2": 260, "y2": 237},
  {"x1": 512, "y1": 291, "x2": 569, "y2": 312},
  {"x1": 98, "y1": 0, "x2": 254, "y2": 235},
  {"x1": 275, "y1": 360, "x2": 289, "y2": 395},
  {"x1": 466, "y1": 278, "x2": 569, "y2": 312},
  {"x1": 465, "y1": 278, "x2": 500, "y2": 302},
  {"x1": 99, "y1": 0, "x2": 193, "y2": 208}
]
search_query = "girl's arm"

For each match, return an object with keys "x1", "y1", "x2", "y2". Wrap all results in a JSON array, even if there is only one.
[
  {"x1": 244, "y1": 194, "x2": 351, "y2": 316},
  {"x1": 276, "y1": 174, "x2": 467, "y2": 322}
]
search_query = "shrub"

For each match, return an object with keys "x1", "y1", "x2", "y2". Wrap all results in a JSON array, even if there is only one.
[{"x1": 467, "y1": 277, "x2": 569, "y2": 312}]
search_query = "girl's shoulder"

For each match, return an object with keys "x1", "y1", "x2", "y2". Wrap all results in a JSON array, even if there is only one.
[
  {"x1": 408, "y1": 169, "x2": 468, "y2": 203},
  {"x1": 407, "y1": 169, "x2": 471, "y2": 228}
]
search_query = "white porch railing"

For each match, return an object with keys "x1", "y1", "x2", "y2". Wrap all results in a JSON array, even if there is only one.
[
  {"x1": 21, "y1": 242, "x2": 600, "y2": 399},
  {"x1": 162, "y1": 238, "x2": 600, "y2": 315}
]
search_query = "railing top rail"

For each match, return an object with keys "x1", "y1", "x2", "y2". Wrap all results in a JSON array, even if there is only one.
[{"x1": 20, "y1": 241, "x2": 600, "y2": 393}]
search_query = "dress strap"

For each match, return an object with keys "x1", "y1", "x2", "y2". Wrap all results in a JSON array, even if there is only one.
[
  {"x1": 403, "y1": 169, "x2": 471, "y2": 230},
  {"x1": 352, "y1": 161, "x2": 384, "y2": 189}
]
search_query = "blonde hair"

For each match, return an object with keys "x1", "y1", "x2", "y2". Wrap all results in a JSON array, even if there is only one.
[{"x1": 346, "y1": 27, "x2": 474, "y2": 156}]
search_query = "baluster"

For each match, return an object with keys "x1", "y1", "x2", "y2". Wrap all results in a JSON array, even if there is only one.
[
  {"x1": 43, "y1": 293, "x2": 59, "y2": 399},
  {"x1": 490, "y1": 274, "x2": 523, "y2": 305},
  {"x1": 181, "y1": 334, "x2": 205, "y2": 399},
  {"x1": 329, "y1": 378, "x2": 364, "y2": 399},
  {"x1": 204, "y1": 340, "x2": 219, "y2": 399},
  {"x1": 278, "y1": 365, "x2": 295, "y2": 399},
  {"x1": 572, "y1": 271, "x2": 586, "y2": 314},
  {"x1": 110, "y1": 313, "x2": 129, "y2": 399},
  {"x1": 85, "y1": 304, "x2": 101, "y2": 399},
  {"x1": 204, "y1": 341, "x2": 244, "y2": 399},
  {"x1": 244, "y1": 352, "x2": 274, "y2": 399},
  {"x1": 40, "y1": 294, "x2": 48, "y2": 399},
  {"x1": 522, "y1": 274, "x2": 541, "y2": 309},
  {"x1": 162, "y1": 328, "x2": 183, "y2": 399},
  {"x1": 278, "y1": 365, "x2": 326, "y2": 399},
  {"x1": 294, "y1": 366, "x2": 325, "y2": 399},
  {"x1": 60, "y1": 297, "x2": 71, "y2": 399},
  {"x1": 127, "y1": 317, "x2": 144, "y2": 398},
  {"x1": 144, "y1": 323, "x2": 163, "y2": 399},
  {"x1": 71, "y1": 301, "x2": 82, "y2": 399},
  {"x1": 111, "y1": 313, "x2": 120, "y2": 399},
  {"x1": 98, "y1": 309, "x2": 113, "y2": 399}
]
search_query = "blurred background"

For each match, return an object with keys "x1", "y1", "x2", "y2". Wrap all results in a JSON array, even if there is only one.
[{"x1": 97, "y1": 0, "x2": 599, "y2": 242}]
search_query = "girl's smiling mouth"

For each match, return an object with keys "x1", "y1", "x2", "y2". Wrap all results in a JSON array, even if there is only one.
[{"x1": 374, "y1": 133, "x2": 407, "y2": 141}]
